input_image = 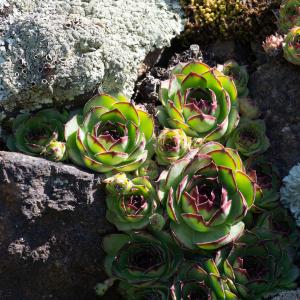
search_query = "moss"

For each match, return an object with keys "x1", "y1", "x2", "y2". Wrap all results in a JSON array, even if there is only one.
[{"x1": 180, "y1": 0, "x2": 280, "y2": 43}]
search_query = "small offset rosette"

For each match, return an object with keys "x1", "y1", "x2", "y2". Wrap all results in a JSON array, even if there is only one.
[
  {"x1": 283, "y1": 26, "x2": 300, "y2": 65},
  {"x1": 279, "y1": 0, "x2": 300, "y2": 33},
  {"x1": 104, "y1": 173, "x2": 159, "y2": 231},
  {"x1": 226, "y1": 119, "x2": 270, "y2": 157},
  {"x1": 217, "y1": 60, "x2": 249, "y2": 97},
  {"x1": 155, "y1": 128, "x2": 191, "y2": 166},
  {"x1": 7, "y1": 109, "x2": 68, "y2": 162}
]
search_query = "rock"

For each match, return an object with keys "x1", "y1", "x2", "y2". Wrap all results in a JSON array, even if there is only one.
[
  {"x1": 0, "y1": 151, "x2": 115, "y2": 300},
  {"x1": 0, "y1": 0, "x2": 183, "y2": 113},
  {"x1": 271, "y1": 289, "x2": 300, "y2": 300},
  {"x1": 249, "y1": 59, "x2": 300, "y2": 176}
]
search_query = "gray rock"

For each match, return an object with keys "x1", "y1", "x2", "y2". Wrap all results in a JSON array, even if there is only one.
[
  {"x1": 0, "y1": 0, "x2": 183, "y2": 112},
  {"x1": 249, "y1": 59, "x2": 300, "y2": 176},
  {"x1": 271, "y1": 289, "x2": 300, "y2": 300},
  {"x1": 0, "y1": 151, "x2": 115, "y2": 300}
]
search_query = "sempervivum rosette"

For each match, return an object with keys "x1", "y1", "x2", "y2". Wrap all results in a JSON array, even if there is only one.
[
  {"x1": 246, "y1": 157, "x2": 280, "y2": 210},
  {"x1": 155, "y1": 128, "x2": 191, "y2": 166},
  {"x1": 226, "y1": 119, "x2": 270, "y2": 158},
  {"x1": 255, "y1": 207, "x2": 299, "y2": 248},
  {"x1": 158, "y1": 61, "x2": 239, "y2": 141},
  {"x1": 157, "y1": 142, "x2": 256, "y2": 250},
  {"x1": 103, "y1": 173, "x2": 159, "y2": 231},
  {"x1": 65, "y1": 93, "x2": 154, "y2": 172},
  {"x1": 217, "y1": 60, "x2": 249, "y2": 97},
  {"x1": 103, "y1": 231, "x2": 183, "y2": 287},
  {"x1": 118, "y1": 281, "x2": 170, "y2": 300},
  {"x1": 218, "y1": 229, "x2": 299, "y2": 299},
  {"x1": 283, "y1": 26, "x2": 300, "y2": 65},
  {"x1": 279, "y1": 0, "x2": 300, "y2": 33},
  {"x1": 171, "y1": 260, "x2": 238, "y2": 300},
  {"x1": 6, "y1": 109, "x2": 68, "y2": 161}
]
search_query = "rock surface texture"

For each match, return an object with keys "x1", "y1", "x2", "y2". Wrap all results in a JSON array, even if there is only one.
[
  {"x1": 271, "y1": 289, "x2": 300, "y2": 300},
  {"x1": 249, "y1": 59, "x2": 300, "y2": 176},
  {"x1": 0, "y1": 0, "x2": 183, "y2": 112},
  {"x1": 0, "y1": 151, "x2": 114, "y2": 300}
]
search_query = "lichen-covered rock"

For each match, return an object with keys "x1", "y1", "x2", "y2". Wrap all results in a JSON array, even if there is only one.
[
  {"x1": 280, "y1": 163, "x2": 300, "y2": 227},
  {"x1": 271, "y1": 289, "x2": 300, "y2": 300},
  {"x1": 0, "y1": 0, "x2": 183, "y2": 112},
  {"x1": 0, "y1": 151, "x2": 116, "y2": 300},
  {"x1": 249, "y1": 60, "x2": 300, "y2": 175}
]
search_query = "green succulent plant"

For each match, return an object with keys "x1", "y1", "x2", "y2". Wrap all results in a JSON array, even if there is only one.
[
  {"x1": 238, "y1": 97, "x2": 261, "y2": 120},
  {"x1": 226, "y1": 119, "x2": 270, "y2": 157},
  {"x1": 6, "y1": 109, "x2": 68, "y2": 161},
  {"x1": 218, "y1": 229, "x2": 299, "y2": 299},
  {"x1": 135, "y1": 159, "x2": 159, "y2": 181},
  {"x1": 43, "y1": 140, "x2": 68, "y2": 162},
  {"x1": 279, "y1": 0, "x2": 300, "y2": 33},
  {"x1": 217, "y1": 60, "x2": 249, "y2": 97},
  {"x1": 103, "y1": 173, "x2": 158, "y2": 231},
  {"x1": 283, "y1": 26, "x2": 300, "y2": 65},
  {"x1": 158, "y1": 61, "x2": 239, "y2": 141},
  {"x1": 119, "y1": 281, "x2": 170, "y2": 300},
  {"x1": 64, "y1": 93, "x2": 154, "y2": 173},
  {"x1": 255, "y1": 207, "x2": 299, "y2": 248},
  {"x1": 148, "y1": 213, "x2": 166, "y2": 231},
  {"x1": 245, "y1": 156, "x2": 280, "y2": 210},
  {"x1": 157, "y1": 142, "x2": 256, "y2": 250},
  {"x1": 171, "y1": 260, "x2": 238, "y2": 300},
  {"x1": 155, "y1": 128, "x2": 191, "y2": 166},
  {"x1": 103, "y1": 231, "x2": 183, "y2": 286}
]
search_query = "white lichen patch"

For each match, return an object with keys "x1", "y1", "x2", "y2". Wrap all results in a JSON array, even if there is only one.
[
  {"x1": 280, "y1": 163, "x2": 300, "y2": 226},
  {"x1": 0, "y1": 0, "x2": 183, "y2": 111}
]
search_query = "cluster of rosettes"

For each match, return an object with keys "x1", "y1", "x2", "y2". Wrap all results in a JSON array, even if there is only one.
[
  {"x1": 280, "y1": 0, "x2": 300, "y2": 65},
  {"x1": 6, "y1": 60, "x2": 299, "y2": 300},
  {"x1": 263, "y1": 0, "x2": 300, "y2": 65},
  {"x1": 181, "y1": 0, "x2": 280, "y2": 42}
]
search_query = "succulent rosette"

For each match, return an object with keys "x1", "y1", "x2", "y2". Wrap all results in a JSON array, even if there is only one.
[
  {"x1": 119, "y1": 281, "x2": 170, "y2": 300},
  {"x1": 283, "y1": 26, "x2": 300, "y2": 65},
  {"x1": 226, "y1": 119, "x2": 270, "y2": 157},
  {"x1": 104, "y1": 173, "x2": 158, "y2": 231},
  {"x1": 171, "y1": 260, "x2": 238, "y2": 300},
  {"x1": 219, "y1": 229, "x2": 299, "y2": 299},
  {"x1": 246, "y1": 157, "x2": 280, "y2": 210},
  {"x1": 157, "y1": 142, "x2": 256, "y2": 250},
  {"x1": 155, "y1": 128, "x2": 191, "y2": 166},
  {"x1": 279, "y1": 0, "x2": 300, "y2": 33},
  {"x1": 217, "y1": 60, "x2": 249, "y2": 97},
  {"x1": 238, "y1": 97, "x2": 261, "y2": 120},
  {"x1": 135, "y1": 159, "x2": 159, "y2": 181},
  {"x1": 158, "y1": 61, "x2": 239, "y2": 141},
  {"x1": 255, "y1": 207, "x2": 299, "y2": 248},
  {"x1": 103, "y1": 231, "x2": 183, "y2": 286},
  {"x1": 6, "y1": 109, "x2": 68, "y2": 161},
  {"x1": 43, "y1": 140, "x2": 68, "y2": 162},
  {"x1": 65, "y1": 93, "x2": 154, "y2": 173}
]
